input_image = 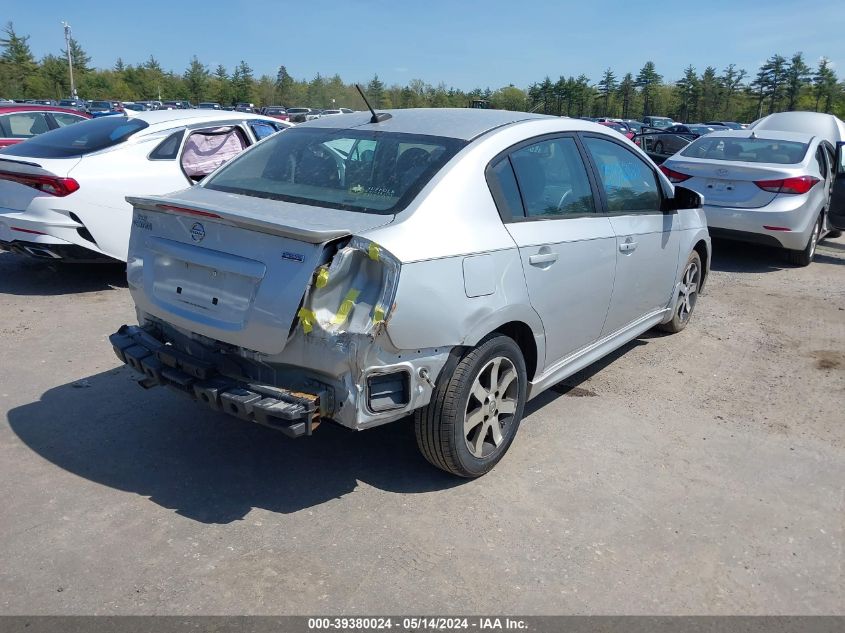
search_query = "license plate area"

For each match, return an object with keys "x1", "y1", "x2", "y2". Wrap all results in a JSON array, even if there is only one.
[
  {"x1": 705, "y1": 179, "x2": 736, "y2": 193},
  {"x1": 151, "y1": 255, "x2": 260, "y2": 327}
]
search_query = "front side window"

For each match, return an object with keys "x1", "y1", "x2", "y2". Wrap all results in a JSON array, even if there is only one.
[
  {"x1": 203, "y1": 127, "x2": 466, "y2": 215},
  {"x1": 0, "y1": 112, "x2": 51, "y2": 138},
  {"x1": 249, "y1": 121, "x2": 278, "y2": 141},
  {"x1": 582, "y1": 136, "x2": 661, "y2": 212},
  {"x1": 181, "y1": 127, "x2": 248, "y2": 181},
  {"x1": 509, "y1": 137, "x2": 595, "y2": 218},
  {"x1": 1, "y1": 115, "x2": 149, "y2": 157}
]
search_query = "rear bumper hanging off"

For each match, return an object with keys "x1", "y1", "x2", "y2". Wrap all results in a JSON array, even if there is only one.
[{"x1": 109, "y1": 324, "x2": 321, "y2": 438}]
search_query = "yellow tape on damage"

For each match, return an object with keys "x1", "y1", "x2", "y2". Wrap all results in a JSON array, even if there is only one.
[
  {"x1": 297, "y1": 308, "x2": 316, "y2": 334},
  {"x1": 372, "y1": 304, "x2": 385, "y2": 324},
  {"x1": 368, "y1": 243, "x2": 380, "y2": 261},
  {"x1": 331, "y1": 289, "x2": 361, "y2": 325},
  {"x1": 315, "y1": 267, "x2": 329, "y2": 289}
]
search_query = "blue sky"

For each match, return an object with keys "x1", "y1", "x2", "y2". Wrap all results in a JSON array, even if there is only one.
[{"x1": 7, "y1": 0, "x2": 844, "y2": 88}]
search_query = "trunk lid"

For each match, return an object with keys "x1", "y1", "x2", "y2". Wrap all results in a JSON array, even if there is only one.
[
  {"x1": 665, "y1": 158, "x2": 800, "y2": 209},
  {"x1": 0, "y1": 156, "x2": 82, "y2": 212},
  {"x1": 127, "y1": 188, "x2": 393, "y2": 356}
]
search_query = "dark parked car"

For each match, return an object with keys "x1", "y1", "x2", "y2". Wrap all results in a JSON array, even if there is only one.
[
  {"x1": 261, "y1": 106, "x2": 289, "y2": 121},
  {"x1": 705, "y1": 121, "x2": 744, "y2": 130},
  {"x1": 651, "y1": 123, "x2": 721, "y2": 155},
  {"x1": 285, "y1": 107, "x2": 312, "y2": 123}
]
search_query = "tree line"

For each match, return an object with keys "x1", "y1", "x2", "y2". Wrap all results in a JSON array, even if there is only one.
[{"x1": 1, "y1": 22, "x2": 842, "y2": 122}]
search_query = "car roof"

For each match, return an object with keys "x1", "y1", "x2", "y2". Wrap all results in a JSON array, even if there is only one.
[
  {"x1": 124, "y1": 109, "x2": 275, "y2": 129},
  {"x1": 750, "y1": 111, "x2": 845, "y2": 145},
  {"x1": 300, "y1": 107, "x2": 552, "y2": 140},
  {"x1": 694, "y1": 129, "x2": 815, "y2": 143},
  {"x1": 0, "y1": 104, "x2": 89, "y2": 116}
]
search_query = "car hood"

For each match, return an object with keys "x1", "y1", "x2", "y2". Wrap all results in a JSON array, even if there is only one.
[{"x1": 127, "y1": 186, "x2": 395, "y2": 244}]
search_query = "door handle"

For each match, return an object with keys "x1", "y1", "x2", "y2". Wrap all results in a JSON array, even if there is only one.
[
  {"x1": 619, "y1": 240, "x2": 638, "y2": 253},
  {"x1": 528, "y1": 252, "x2": 559, "y2": 266}
]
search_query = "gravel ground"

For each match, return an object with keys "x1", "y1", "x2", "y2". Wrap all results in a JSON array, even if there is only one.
[{"x1": 0, "y1": 236, "x2": 842, "y2": 615}]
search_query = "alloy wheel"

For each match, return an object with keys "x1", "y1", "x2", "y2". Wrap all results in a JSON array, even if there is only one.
[
  {"x1": 809, "y1": 215, "x2": 821, "y2": 259},
  {"x1": 464, "y1": 356, "x2": 519, "y2": 458},
  {"x1": 677, "y1": 260, "x2": 699, "y2": 323}
]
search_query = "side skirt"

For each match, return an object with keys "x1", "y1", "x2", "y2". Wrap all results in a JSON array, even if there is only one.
[{"x1": 526, "y1": 308, "x2": 670, "y2": 400}]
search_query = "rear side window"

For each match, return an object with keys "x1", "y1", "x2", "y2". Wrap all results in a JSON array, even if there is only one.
[
  {"x1": 814, "y1": 146, "x2": 827, "y2": 177},
  {"x1": 680, "y1": 136, "x2": 809, "y2": 164},
  {"x1": 1, "y1": 116, "x2": 149, "y2": 157},
  {"x1": 149, "y1": 130, "x2": 185, "y2": 160},
  {"x1": 0, "y1": 112, "x2": 51, "y2": 138},
  {"x1": 487, "y1": 157, "x2": 525, "y2": 220},
  {"x1": 582, "y1": 136, "x2": 661, "y2": 212},
  {"x1": 510, "y1": 137, "x2": 595, "y2": 218}
]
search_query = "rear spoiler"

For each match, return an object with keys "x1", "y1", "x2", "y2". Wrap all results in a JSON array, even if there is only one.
[{"x1": 127, "y1": 195, "x2": 352, "y2": 244}]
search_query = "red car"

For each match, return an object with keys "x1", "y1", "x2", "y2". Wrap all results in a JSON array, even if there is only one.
[
  {"x1": 0, "y1": 104, "x2": 91, "y2": 148},
  {"x1": 261, "y1": 106, "x2": 290, "y2": 122},
  {"x1": 598, "y1": 120, "x2": 635, "y2": 140}
]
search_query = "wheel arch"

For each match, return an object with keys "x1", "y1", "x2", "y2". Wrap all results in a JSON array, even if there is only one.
[
  {"x1": 463, "y1": 312, "x2": 543, "y2": 381},
  {"x1": 693, "y1": 238, "x2": 710, "y2": 293}
]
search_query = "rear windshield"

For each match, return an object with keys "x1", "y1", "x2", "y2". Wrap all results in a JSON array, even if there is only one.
[
  {"x1": 204, "y1": 127, "x2": 466, "y2": 215},
  {"x1": 680, "y1": 137, "x2": 809, "y2": 164},
  {"x1": 1, "y1": 116, "x2": 149, "y2": 158}
]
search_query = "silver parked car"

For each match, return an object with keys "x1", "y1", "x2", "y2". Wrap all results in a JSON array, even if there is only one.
[
  {"x1": 661, "y1": 128, "x2": 844, "y2": 266},
  {"x1": 110, "y1": 109, "x2": 711, "y2": 477}
]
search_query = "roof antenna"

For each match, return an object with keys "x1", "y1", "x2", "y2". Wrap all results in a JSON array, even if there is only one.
[{"x1": 356, "y1": 84, "x2": 392, "y2": 124}]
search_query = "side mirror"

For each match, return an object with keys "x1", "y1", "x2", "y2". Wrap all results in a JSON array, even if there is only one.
[{"x1": 663, "y1": 185, "x2": 703, "y2": 212}]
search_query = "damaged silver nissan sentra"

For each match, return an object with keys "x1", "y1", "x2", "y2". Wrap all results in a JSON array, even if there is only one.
[{"x1": 110, "y1": 107, "x2": 711, "y2": 477}]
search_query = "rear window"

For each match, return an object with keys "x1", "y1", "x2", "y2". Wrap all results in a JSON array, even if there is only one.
[
  {"x1": 203, "y1": 127, "x2": 466, "y2": 215},
  {"x1": 680, "y1": 137, "x2": 809, "y2": 164},
  {"x1": 1, "y1": 116, "x2": 149, "y2": 158}
]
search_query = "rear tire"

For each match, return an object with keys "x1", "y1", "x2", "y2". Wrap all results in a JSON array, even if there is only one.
[
  {"x1": 787, "y1": 213, "x2": 822, "y2": 267},
  {"x1": 659, "y1": 250, "x2": 702, "y2": 334},
  {"x1": 414, "y1": 335, "x2": 527, "y2": 478}
]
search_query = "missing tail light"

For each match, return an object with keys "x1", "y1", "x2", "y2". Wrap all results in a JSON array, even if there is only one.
[{"x1": 297, "y1": 237, "x2": 400, "y2": 336}]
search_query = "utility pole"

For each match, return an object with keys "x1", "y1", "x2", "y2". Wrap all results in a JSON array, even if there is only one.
[{"x1": 62, "y1": 21, "x2": 77, "y2": 99}]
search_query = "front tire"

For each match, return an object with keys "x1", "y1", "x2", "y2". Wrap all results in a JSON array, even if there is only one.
[
  {"x1": 659, "y1": 250, "x2": 702, "y2": 334},
  {"x1": 787, "y1": 212, "x2": 822, "y2": 267},
  {"x1": 415, "y1": 335, "x2": 527, "y2": 478}
]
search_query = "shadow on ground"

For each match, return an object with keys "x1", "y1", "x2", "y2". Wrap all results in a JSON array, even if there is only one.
[
  {"x1": 526, "y1": 337, "x2": 650, "y2": 415},
  {"x1": 7, "y1": 367, "x2": 463, "y2": 524},
  {"x1": 0, "y1": 252, "x2": 126, "y2": 296},
  {"x1": 708, "y1": 239, "x2": 789, "y2": 273}
]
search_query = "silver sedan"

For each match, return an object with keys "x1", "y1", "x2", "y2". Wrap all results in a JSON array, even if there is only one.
[
  {"x1": 661, "y1": 129, "x2": 840, "y2": 266},
  {"x1": 111, "y1": 109, "x2": 711, "y2": 477}
]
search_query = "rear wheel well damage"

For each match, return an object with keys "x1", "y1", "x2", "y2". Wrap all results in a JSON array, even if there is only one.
[
  {"x1": 490, "y1": 321, "x2": 538, "y2": 381},
  {"x1": 693, "y1": 239, "x2": 709, "y2": 292}
]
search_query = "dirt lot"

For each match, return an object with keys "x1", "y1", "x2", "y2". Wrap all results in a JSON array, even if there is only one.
[{"x1": 0, "y1": 236, "x2": 842, "y2": 615}]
